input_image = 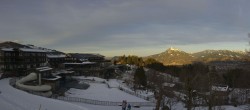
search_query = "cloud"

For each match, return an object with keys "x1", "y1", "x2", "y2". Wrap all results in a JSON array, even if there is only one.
[{"x1": 0, "y1": 0, "x2": 249, "y2": 55}]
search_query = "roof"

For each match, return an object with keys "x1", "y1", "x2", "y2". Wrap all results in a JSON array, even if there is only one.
[
  {"x1": 0, "y1": 41, "x2": 28, "y2": 48},
  {"x1": 36, "y1": 67, "x2": 53, "y2": 72},
  {"x1": 53, "y1": 70, "x2": 74, "y2": 75},
  {"x1": 163, "y1": 82, "x2": 175, "y2": 88},
  {"x1": 67, "y1": 53, "x2": 104, "y2": 60},
  {"x1": 1, "y1": 48, "x2": 46, "y2": 52},
  {"x1": 63, "y1": 62, "x2": 96, "y2": 65},
  {"x1": 212, "y1": 85, "x2": 229, "y2": 92},
  {"x1": 47, "y1": 54, "x2": 66, "y2": 58},
  {"x1": 19, "y1": 48, "x2": 46, "y2": 52},
  {"x1": 0, "y1": 41, "x2": 64, "y2": 53},
  {"x1": 42, "y1": 76, "x2": 61, "y2": 81},
  {"x1": 1, "y1": 48, "x2": 14, "y2": 51}
]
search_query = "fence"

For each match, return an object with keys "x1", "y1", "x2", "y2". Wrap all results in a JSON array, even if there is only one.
[
  {"x1": 75, "y1": 78, "x2": 156, "y2": 102},
  {"x1": 9, "y1": 78, "x2": 155, "y2": 107},
  {"x1": 119, "y1": 87, "x2": 155, "y2": 102},
  {"x1": 54, "y1": 96, "x2": 155, "y2": 107}
]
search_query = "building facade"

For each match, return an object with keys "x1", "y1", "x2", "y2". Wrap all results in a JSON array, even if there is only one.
[{"x1": 0, "y1": 42, "x2": 47, "y2": 76}]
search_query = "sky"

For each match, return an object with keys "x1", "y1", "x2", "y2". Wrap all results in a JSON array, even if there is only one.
[{"x1": 0, "y1": 0, "x2": 250, "y2": 57}]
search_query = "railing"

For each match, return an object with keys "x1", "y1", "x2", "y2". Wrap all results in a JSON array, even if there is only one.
[
  {"x1": 53, "y1": 96, "x2": 155, "y2": 107},
  {"x1": 119, "y1": 87, "x2": 155, "y2": 102},
  {"x1": 76, "y1": 78, "x2": 156, "y2": 102},
  {"x1": 9, "y1": 78, "x2": 155, "y2": 107}
]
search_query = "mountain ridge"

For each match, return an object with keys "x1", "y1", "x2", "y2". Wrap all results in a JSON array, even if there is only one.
[{"x1": 145, "y1": 48, "x2": 247, "y2": 65}]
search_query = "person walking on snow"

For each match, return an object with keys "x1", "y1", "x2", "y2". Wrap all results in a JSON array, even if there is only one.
[
  {"x1": 122, "y1": 100, "x2": 127, "y2": 110},
  {"x1": 127, "y1": 103, "x2": 131, "y2": 110}
]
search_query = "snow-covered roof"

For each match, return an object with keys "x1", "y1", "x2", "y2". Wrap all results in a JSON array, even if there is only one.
[
  {"x1": 212, "y1": 85, "x2": 229, "y2": 92},
  {"x1": 63, "y1": 62, "x2": 96, "y2": 65},
  {"x1": 26, "y1": 44, "x2": 56, "y2": 52},
  {"x1": 1, "y1": 48, "x2": 46, "y2": 52},
  {"x1": 36, "y1": 67, "x2": 53, "y2": 72},
  {"x1": 19, "y1": 48, "x2": 46, "y2": 52},
  {"x1": 163, "y1": 82, "x2": 175, "y2": 88},
  {"x1": 53, "y1": 70, "x2": 74, "y2": 75},
  {"x1": 42, "y1": 76, "x2": 61, "y2": 81},
  {"x1": 47, "y1": 54, "x2": 66, "y2": 58},
  {"x1": 1, "y1": 48, "x2": 14, "y2": 51}
]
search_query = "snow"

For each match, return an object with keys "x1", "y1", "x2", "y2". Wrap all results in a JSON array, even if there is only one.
[
  {"x1": 73, "y1": 102, "x2": 154, "y2": 110},
  {"x1": 1, "y1": 48, "x2": 13, "y2": 51},
  {"x1": 65, "y1": 83, "x2": 148, "y2": 102},
  {"x1": 106, "y1": 79, "x2": 120, "y2": 88},
  {"x1": 229, "y1": 88, "x2": 250, "y2": 104},
  {"x1": 194, "y1": 105, "x2": 249, "y2": 110},
  {"x1": 19, "y1": 48, "x2": 46, "y2": 52},
  {"x1": 212, "y1": 85, "x2": 229, "y2": 92},
  {"x1": 42, "y1": 76, "x2": 61, "y2": 81},
  {"x1": 63, "y1": 62, "x2": 96, "y2": 65},
  {"x1": 1, "y1": 77, "x2": 249, "y2": 110},
  {"x1": 16, "y1": 73, "x2": 52, "y2": 92},
  {"x1": 73, "y1": 76, "x2": 105, "y2": 82},
  {"x1": 36, "y1": 67, "x2": 53, "y2": 72},
  {"x1": 47, "y1": 54, "x2": 66, "y2": 58},
  {"x1": 53, "y1": 70, "x2": 74, "y2": 75},
  {"x1": 163, "y1": 82, "x2": 175, "y2": 88},
  {"x1": 0, "y1": 78, "x2": 88, "y2": 110}
]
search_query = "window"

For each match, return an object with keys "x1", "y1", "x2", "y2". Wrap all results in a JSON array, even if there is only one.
[{"x1": 5, "y1": 53, "x2": 11, "y2": 56}]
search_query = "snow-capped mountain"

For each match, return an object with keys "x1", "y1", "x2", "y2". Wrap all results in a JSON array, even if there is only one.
[
  {"x1": 193, "y1": 50, "x2": 247, "y2": 62},
  {"x1": 146, "y1": 48, "x2": 194, "y2": 65},
  {"x1": 146, "y1": 48, "x2": 247, "y2": 65}
]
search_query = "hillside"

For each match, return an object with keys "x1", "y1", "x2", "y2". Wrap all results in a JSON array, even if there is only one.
[
  {"x1": 146, "y1": 48, "x2": 194, "y2": 65},
  {"x1": 193, "y1": 50, "x2": 247, "y2": 63},
  {"x1": 146, "y1": 48, "x2": 247, "y2": 65}
]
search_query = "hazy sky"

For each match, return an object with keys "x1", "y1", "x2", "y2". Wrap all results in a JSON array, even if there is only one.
[{"x1": 0, "y1": 0, "x2": 250, "y2": 57}]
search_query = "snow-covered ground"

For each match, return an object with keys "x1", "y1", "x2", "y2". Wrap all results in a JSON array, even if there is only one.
[
  {"x1": 106, "y1": 79, "x2": 120, "y2": 88},
  {"x1": 73, "y1": 102, "x2": 154, "y2": 110},
  {"x1": 65, "y1": 79, "x2": 148, "y2": 102},
  {"x1": 0, "y1": 78, "x2": 88, "y2": 110},
  {"x1": 1, "y1": 77, "x2": 249, "y2": 110},
  {"x1": 73, "y1": 76, "x2": 105, "y2": 82},
  {"x1": 0, "y1": 78, "x2": 155, "y2": 110}
]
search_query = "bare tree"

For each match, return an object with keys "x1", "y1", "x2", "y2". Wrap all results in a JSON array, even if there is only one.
[
  {"x1": 163, "y1": 96, "x2": 178, "y2": 110},
  {"x1": 147, "y1": 69, "x2": 170, "y2": 110}
]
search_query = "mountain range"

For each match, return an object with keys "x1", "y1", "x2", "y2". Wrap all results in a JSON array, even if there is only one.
[{"x1": 146, "y1": 47, "x2": 248, "y2": 65}]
